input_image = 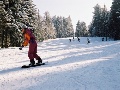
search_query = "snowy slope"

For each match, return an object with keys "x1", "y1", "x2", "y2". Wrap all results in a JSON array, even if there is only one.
[{"x1": 0, "y1": 37, "x2": 120, "y2": 90}]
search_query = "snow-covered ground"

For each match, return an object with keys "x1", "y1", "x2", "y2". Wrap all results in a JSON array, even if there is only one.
[{"x1": 0, "y1": 37, "x2": 120, "y2": 90}]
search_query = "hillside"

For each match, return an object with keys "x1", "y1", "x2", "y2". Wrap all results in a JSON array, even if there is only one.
[{"x1": 0, "y1": 37, "x2": 120, "y2": 90}]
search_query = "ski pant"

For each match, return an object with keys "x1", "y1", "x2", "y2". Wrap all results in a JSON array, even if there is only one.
[{"x1": 28, "y1": 41, "x2": 39, "y2": 60}]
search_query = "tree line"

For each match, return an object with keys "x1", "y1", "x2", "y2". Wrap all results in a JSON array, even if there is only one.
[
  {"x1": 0, "y1": 0, "x2": 120, "y2": 48},
  {"x1": 0, "y1": 0, "x2": 74, "y2": 48},
  {"x1": 76, "y1": 0, "x2": 120, "y2": 41}
]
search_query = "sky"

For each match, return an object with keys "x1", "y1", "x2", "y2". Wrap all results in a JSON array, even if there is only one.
[{"x1": 33, "y1": 0, "x2": 113, "y2": 29}]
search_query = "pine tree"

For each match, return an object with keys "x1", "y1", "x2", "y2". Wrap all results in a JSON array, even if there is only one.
[
  {"x1": 101, "y1": 5, "x2": 110, "y2": 40},
  {"x1": 0, "y1": 0, "x2": 8, "y2": 48},
  {"x1": 0, "y1": 0, "x2": 41, "y2": 47},
  {"x1": 34, "y1": 9, "x2": 44, "y2": 41},
  {"x1": 52, "y1": 16, "x2": 74, "y2": 38},
  {"x1": 109, "y1": 0, "x2": 120, "y2": 40},
  {"x1": 89, "y1": 4, "x2": 109, "y2": 37},
  {"x1": 0, "y1": 0, "x2": 14, "y2": 48},
  {"x1": 63, "y1": 16, "x2": 74, "y2": 37},
  {"x1": 43, "y1": 11, "x2": 56, "y2": 40},
  {"x1": 52, "y1": 16, "x2": 63, "y2": 38},
  {"x1": 92, "y1": 4, "x2": 102, "y2": 37},
  {"x1": 75, "y1": 20, "x2": 87, "y2": 37}
]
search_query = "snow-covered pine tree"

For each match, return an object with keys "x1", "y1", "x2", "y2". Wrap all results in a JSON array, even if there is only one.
[
  {"x1": 65, "y1": 16, "x2": 74, "y2": 37},
  {"x1": 100, "y1": 5, "x2": 110, "y2": 40},
  {"x1": 75, "y1": 21, "x2": 81, "y2": 37},
  {"x1": 43, "y1": 11, "x2": 56, "y2": 40},
  {"x1": 20, "y1": 0, "x2": 37, "y2": 27},
  {"x1": 0, "y1": 0, "x2": 14, "y2": 48},
  {"x1": 89, "y1": 4, "x2": 109, "y2": 37},
  {"x1": 0, "y1": 0, "x2": 8, "y2": 48},
  {"x1": 109, "y1": 0, "x2": 120, "y2": 40},
  {"x1": 52, "y1": 16, "x2": 59, "y2": 38},
  {"x1": 62, "y1": 16, "x2": 74, "y2": 37},
  {"x1": 0, "y1": 0, "x2": 42, "y2": 47},
  {"x1": 52, "y1": 16, "x2": 62, "y2": 38},
  {"x1": 34, "y1": 9, "x2": 44, "y2": 42},
  {"x1": 91, "y1": 4, "x2": 102, "y2": 37},
  {"x1": 75, "y1": 20, "x2": 87, "y2": 37},
  {"x1": 52, "y1": 16, "x2": 74, "y2": 38}
]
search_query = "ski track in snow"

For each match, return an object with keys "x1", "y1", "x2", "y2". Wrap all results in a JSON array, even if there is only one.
[{"x1": 0, "y1": 37, "x2": 120, "y2": 90}]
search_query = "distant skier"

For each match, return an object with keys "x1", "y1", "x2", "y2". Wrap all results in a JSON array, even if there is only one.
[
  {"x1": 19, "y1": 25, "x2": 42, "y2": 66},
  {"x1": 69, "y1": 39, "x2": 71, "y2": 42},
  {"x1": 102, "y1": 37, "x2": 104, "y2": 41},
  {"x1": 77, "y1": 37, "x2": 80, "y2": 42},
  {"x1": 87, "y1": 38, "x2": 90, "y2": 44}
]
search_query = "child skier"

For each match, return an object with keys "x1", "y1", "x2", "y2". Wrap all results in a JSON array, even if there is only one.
[{"x1": 19, "y1": 25, "x2": 42, "y2": 66}]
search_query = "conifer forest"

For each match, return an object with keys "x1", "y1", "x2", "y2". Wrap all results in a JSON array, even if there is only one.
[{"x1": 0, "y1": 0, "x2": 120, "y2": 48}]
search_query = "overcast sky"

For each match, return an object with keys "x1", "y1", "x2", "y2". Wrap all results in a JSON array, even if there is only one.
[{"x1": 33, "y1": 0, "x2": 112, "y2": 29}]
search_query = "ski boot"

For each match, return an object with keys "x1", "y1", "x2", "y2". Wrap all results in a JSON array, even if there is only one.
[
  {"x1": 29, "y1": 59, "x2": 35, "y2": 67},
  {"x1": 36, "y1": 57, "x2": 42, "y2": 65}
]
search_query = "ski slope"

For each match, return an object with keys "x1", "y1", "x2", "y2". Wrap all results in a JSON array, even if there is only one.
[{"x1": 0, "y1": 37, "x2": 120, "y2": 90}]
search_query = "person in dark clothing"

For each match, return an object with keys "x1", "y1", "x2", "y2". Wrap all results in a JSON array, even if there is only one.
[
  {"x1": 87, "y1": 38, "x2": 90, "y2": 44},
  {"x1": 77, "y1": 37, "x2": 80, "y2": 42}
]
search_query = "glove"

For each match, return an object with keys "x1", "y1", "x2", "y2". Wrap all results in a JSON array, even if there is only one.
[
  {"x1": 19, "y1": 45, "x2": 24, "y2": 50},
  {"x1": 19, "y1": 47, "x2": 22, "y2": 50}
]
